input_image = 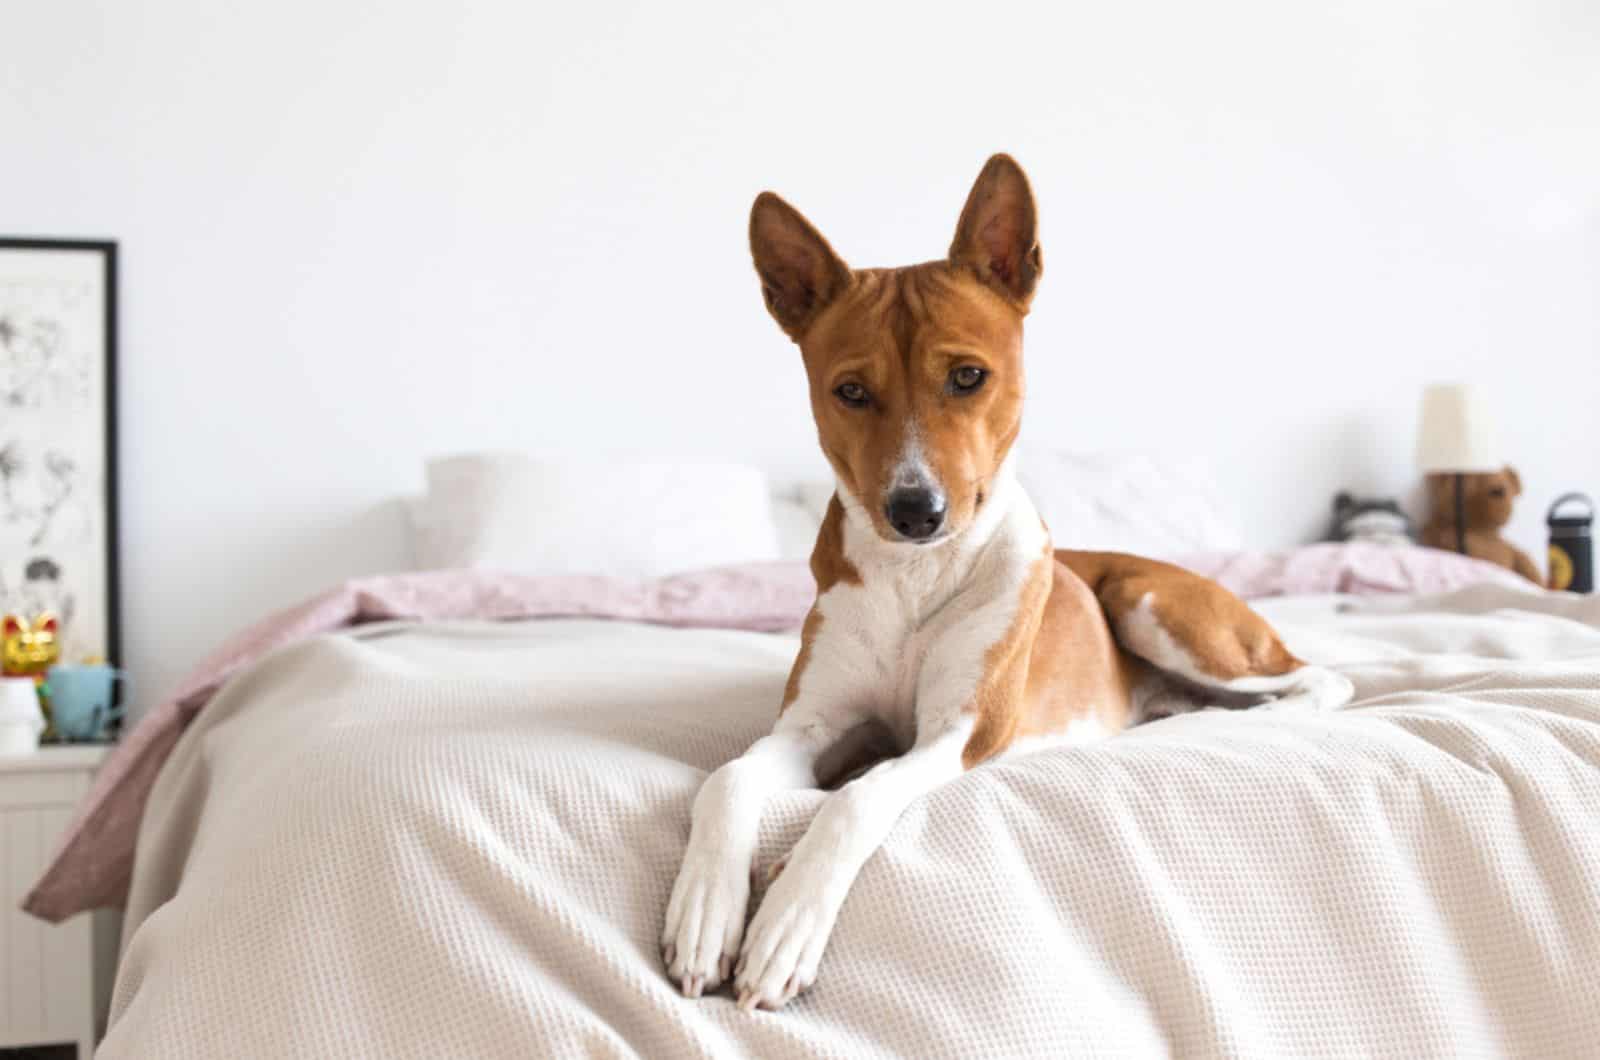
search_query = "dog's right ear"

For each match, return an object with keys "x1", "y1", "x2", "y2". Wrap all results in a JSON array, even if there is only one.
[{"x1": 749, "y1": 192, "x2": 851, "y2": 341}]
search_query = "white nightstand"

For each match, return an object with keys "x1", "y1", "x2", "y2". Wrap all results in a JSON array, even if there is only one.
[{"x1": 1, "y1": 744, "x2": 110, "y2": 1059}]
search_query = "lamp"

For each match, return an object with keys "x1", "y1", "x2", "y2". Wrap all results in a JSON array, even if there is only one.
[{"x1": 1416, "y1": 383, "x2": 1500, "y2": 555}]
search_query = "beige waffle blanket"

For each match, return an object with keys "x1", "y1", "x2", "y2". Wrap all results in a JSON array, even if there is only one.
[{"x1": 104, "y1": 586, "x2": 1600, "y2": 1057}]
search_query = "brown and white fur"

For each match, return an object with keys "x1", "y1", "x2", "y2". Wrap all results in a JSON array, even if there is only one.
[{"x1": 662, "y1": 154, "x2": 1353, "y2": 1011}]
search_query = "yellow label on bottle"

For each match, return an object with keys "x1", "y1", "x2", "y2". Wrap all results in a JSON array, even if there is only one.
[{"x1": 1549, "y1": 544, "x2": 1574, "y2": 591}]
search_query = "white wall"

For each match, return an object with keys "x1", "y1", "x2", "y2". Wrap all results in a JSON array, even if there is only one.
[{"x1": 5, "y1": 1, "x2": 1598, "y2": 719}]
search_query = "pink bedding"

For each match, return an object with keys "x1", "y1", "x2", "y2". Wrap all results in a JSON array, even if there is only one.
[
  {"x1": 23, "y1": 543, "x2": 1527, "y2": 922},
  {"x1": 1174, "y1": 540, "x2": 1533, "y2": 597}
]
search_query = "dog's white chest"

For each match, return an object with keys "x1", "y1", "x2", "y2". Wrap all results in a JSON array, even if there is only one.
[
  {"x1": 799, "y1": 483, "x2": 1048, "y2": 748},
  {"x1": 818, "y1": 574, "x2": 953, "y2": 746}
]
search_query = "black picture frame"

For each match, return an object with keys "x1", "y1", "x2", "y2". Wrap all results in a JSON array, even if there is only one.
[{"x1": 0, "y1": 237, "x2": 120, "y2": 668}]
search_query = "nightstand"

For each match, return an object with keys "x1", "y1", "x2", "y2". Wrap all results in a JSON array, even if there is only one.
[{"x1": 1, "y1": 745, "x2": 110, "y2": 1060}]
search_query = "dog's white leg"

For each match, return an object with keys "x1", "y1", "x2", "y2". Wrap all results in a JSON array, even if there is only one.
[
  {"x1": 662, "y1": 714, "x2": 841, "y2": 997},
  {"x1": 732, "y1": 715, "x2": 974, "y2": 1011}
]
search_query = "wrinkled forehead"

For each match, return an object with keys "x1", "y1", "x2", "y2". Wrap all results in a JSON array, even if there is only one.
[{"x1": 799, "y1": 264, "x2": 1023, "y2": 376}]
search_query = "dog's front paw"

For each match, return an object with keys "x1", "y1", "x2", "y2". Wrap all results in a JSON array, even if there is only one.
[
  {"x1": 662, "y1": 845, "x2": 750, "y2": 998},
  {"x1": 733, "y1": 858, "x2": 841, "y2": 1011}
]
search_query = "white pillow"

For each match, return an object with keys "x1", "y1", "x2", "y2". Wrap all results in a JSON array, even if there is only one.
[
  {"x1": 765, "y1": 452, "x2": 1239, "y2": 561},
  {"x1": 769, "y1": 481, "x2": 836, "y2": 561},
  {"x1": 411, "y1": 454, "x2": 782, "y2": 578},
  {"x1": 1017, "y1": 447, "x2": 1242, "y2": 557}
]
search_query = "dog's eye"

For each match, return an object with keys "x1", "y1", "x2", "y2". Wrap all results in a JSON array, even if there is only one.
[
  {"x1": 949, "y1": 366, "x2": 987, "y2": 394},
  {"x1": 834, "y1": 382, "x2": 869, "y2": 408}
]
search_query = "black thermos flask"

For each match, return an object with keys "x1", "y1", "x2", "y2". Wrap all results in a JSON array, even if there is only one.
[{"x1": 1547, "y1": 493, "x2": 1594, "y2": 593}]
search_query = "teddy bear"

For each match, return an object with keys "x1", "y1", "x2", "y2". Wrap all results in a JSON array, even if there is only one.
[{"x1": 1419, "y1": 466, "x2": 1542, "y2": 583}]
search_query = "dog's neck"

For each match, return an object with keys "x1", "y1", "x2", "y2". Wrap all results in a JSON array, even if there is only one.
[{"x1": 832, "y1": 450, "x2": 1039, "y2": 596}]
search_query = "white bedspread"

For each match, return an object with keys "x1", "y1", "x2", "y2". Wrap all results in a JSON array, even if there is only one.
[{"x1": 104, "y1": 586, "x2": 1600, "y2": 1058}]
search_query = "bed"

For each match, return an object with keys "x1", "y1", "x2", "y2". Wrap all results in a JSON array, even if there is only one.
[
  {"x1": 22, "y1": 455, "x2": 1600, "y2": 1057},
  {"x1": 18, "y1": 558, "x2": 1597, "y2": 1058}
]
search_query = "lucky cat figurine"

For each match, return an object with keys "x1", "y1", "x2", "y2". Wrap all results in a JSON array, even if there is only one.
[
  {"x1": 3, "y1": 613, "x2": 61, "y2": 738},
  {"x1": 2, "y1": 612, "x2": 60, "y2": 678}
]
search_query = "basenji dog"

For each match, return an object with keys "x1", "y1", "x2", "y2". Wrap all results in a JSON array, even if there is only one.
[{"x1": 662, "y1": 154, "x2": 1353, "y2": 1011}]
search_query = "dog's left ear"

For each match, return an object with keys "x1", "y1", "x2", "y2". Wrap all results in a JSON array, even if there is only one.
[
  {"x1": 949, "y1": 153, "x2": 1042, "y2": 307},
  {"x1": 1504, "y1": 466, "x2": 1522, "y2": 495}
]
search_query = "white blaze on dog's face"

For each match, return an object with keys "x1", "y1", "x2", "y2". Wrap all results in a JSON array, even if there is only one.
[{"x1": 749, "y1": 155, "x2": 1042, "y2": 545}]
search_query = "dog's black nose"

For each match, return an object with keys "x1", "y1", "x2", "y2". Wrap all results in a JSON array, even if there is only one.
[{"x1": 885, "y1": 488, "x2": 947, "y2": 541}]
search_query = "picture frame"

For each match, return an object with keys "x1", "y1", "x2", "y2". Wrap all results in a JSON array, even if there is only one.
[{"x1": 0, "y1": 238, "x2": 120, "y2": 669}]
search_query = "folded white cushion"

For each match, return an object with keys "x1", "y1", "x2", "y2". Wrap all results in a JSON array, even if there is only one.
[
  {"x1": 411, "y1": 454, "x2": 782, "y2": 579},
  {"x1": 1017, "y1": 447, "x2": 1242, "y2": 556}
]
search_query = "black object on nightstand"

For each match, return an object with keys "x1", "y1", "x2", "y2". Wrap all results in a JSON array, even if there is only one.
[{"x1": 1548, "y1": 494, "x2": 1594, "y2": 592}]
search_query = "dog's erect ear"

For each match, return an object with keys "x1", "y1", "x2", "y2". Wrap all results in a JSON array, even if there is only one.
[
  {"x1": 749, "y1": 192, "x2": 851, "y2": 341},
  {"x1": 949, "y1": 153, "x2": 1042, "y2": 306},
  {"x1": 1504, "y1": 466, "x2": 1523, "y2": 495}
]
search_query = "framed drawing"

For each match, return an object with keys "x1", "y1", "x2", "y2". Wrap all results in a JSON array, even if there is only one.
[{"x1": 0, "y1": 239, "x2": 119, "y2": 668}]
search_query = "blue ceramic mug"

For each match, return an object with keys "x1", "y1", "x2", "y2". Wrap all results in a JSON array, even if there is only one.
[{"x1": 46, "y1": 664, "x2": 128, "y2": 742}]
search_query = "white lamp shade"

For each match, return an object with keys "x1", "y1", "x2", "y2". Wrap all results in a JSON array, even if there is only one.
[{"x1": 1416, "y1": 384, "x2": 1500, "y2": 473}]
